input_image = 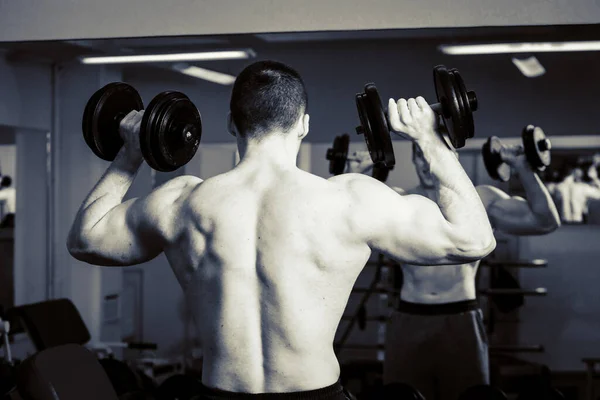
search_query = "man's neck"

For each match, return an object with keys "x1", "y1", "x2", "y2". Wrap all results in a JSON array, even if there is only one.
[{"x1": 237, "y1": 135, "x2": 299, "y2": 169}]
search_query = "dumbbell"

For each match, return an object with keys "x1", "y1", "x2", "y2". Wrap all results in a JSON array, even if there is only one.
[
  {"x1": 325, "y1": 134, "x2": 394, "y2": 182},
  {"x1": 82, "y1": 82, "x2": 202, "y2": 172},
  {"x1": 458, "y1": 384, "x2": 508, "y2": 400},
  {"x1": 482, "y1": 125, "x2": 551, "y2": 182},
  {"x1": 355, "y1": 65, "x2": 478, "y2": 169}
]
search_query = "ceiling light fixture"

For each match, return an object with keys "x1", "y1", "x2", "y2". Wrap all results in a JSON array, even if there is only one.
[
  {"x1": 80, "y1": 49, "x2": 255, "y2": 64},
  {"x1": 439, "y1": 40, "x2": 600, "y2": 55},
  {"x1": 172, "y1": 63, "x2": 236, "y2": 85}
]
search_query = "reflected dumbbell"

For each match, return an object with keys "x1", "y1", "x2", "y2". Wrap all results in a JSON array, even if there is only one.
[
  {"x1": 482, "y1": 125, "x2": 551, "y2": 182},
  {"x1": 326, "y1": 133, "x2": 393, "y2": 182}
]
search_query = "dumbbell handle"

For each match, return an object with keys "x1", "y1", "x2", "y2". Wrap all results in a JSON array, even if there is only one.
[
  {"x1": 429, "y1": 103, "x2": 442, "y2": 115},
  {"x1": 538, "y1": 138, "x2": 551, "y2": 151}
]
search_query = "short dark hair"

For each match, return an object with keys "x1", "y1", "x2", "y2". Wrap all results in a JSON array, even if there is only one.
[
  {"x1": 230, "y1": 60, "x2": 308, "y2": 138},
  {"x1": 0, "y1": 176, "x2": 11, "y2": 188}
]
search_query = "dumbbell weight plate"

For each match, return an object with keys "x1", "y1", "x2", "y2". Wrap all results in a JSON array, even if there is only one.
[
  {"x1": 326, "y1": 134, "x2": 350, "y2": 175},
  {"x1": 82, "y1": 82, "x2": 144, "y2": 161},
  {"x1": 372, "y1": 163, "x2": 393, "y2": 182},
  {"x1": 434, "y1": 66, "x2": 471, "y2": 149},
  {"x1": 522, "y1": 125, "x2": 551, "y2": 171},
  {"x1": 140, "y1": 91, "x2": 202, "y2": 172},
  {"x1": 482, "y1": 136, "x2": 511, "y2": 182},
  {"x1": 451, "y1": 68, "x2": 477, "y2": 140},
  {"x1": 355, "y1": 84, "x2": 395, "y2": 168}
]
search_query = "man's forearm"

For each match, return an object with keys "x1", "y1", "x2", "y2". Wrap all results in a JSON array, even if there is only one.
[
  {"x1": 513, "y1": 163, "x2": 560, "y2": 225},
  {"x1": 418, "y1": 140, "x2": 492, "y2": 235},
  {"x1": 71, "y1": 150, "x2": 143, "y2": 234}
]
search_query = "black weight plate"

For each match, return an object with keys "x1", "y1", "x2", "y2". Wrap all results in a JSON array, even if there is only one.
[
  {"x1": 141, "y1": 91, "x2": 202, "y2": 172},
  {"x1": 326, "y1": 134, "x2": 349, "y2": 175},
  {"x1": 442, "y1": 67, "x2": 467, "y2": 148},
  {"x1": 364, "y1": 84, "x2": 395, "y2": 168},
  {"x1": 434, "y1": 66, "x2": 464, "y2": 149},
  {"x1": 355, "y1": 92, "x2": 378, "y2": 162},
  {"x1": 326, "y1": 136, "x2": 340, "y2": 174},
  {"x1": 448, "y1": 70, "x2": 469, "y2": 148},
  {"x1": 482, "y1": 136, "x2": 511, "y2": 182},
  {"x1": 522, "y1": 125, "x2": 551, "y2": 171},
  {"x1": 140, "y1": 91, "x2": 178, "y2": 171},
  {"x1": 459, "y1": 384, "x2": 507, "y2": 400},
  {"x1": 337, "y1": 134, "x2": 350, "y2": 174},
  {"x1": 82, "y1": 82, "x2": 143, "y2": 161},
  {"x1": 450, "y1": 68, "x2": 476, "y2": 140},
  {"x1": 372, "y1": 163, "x2": 393, "y2": 182}
]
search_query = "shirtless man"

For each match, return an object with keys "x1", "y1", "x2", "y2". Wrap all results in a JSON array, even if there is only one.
[
  {"x1": 67, "y1": 61, "x2": 495, "y2": 400},
  {"x1": 348, "y1": 136, "x2": 560, "y2": 399},
  {"x1": 547, "y1": 164, "x2": 600, "y2": 223}
]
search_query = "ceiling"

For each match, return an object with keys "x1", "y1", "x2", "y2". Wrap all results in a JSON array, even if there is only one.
[{"x1": 1, "y1": 24, "x2": 599, "y2": 65}]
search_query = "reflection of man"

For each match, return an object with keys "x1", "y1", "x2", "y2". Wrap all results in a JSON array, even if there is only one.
[
  {"x1": 547, "y1": 164, "x2": 600, "y2": 223},
  {"x1": 348, "y1": 139, "x2": 560, "y2": 400},
  {"x1": 0, "y1": 176, "x2": 16, "y2": 228}
]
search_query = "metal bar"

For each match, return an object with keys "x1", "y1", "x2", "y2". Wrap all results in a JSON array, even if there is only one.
[
  {"x1": 480, "y1": 288, "x2": 547, "y2": 296},
  {"x1": 46, "y1": 63, "x2": 61, "y2": 301},
  {"x1": 481, "y1": 259, "x2": 548, "y2": 268},
  {"x1": 341, "y1": 316, "x2": 387, "y2": 322},
  {"x1": 489, "y1": 344, "x2": 545, "y2": 353}
]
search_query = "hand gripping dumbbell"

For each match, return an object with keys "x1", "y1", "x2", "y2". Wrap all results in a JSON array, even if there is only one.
[
  {"x1": 482, "y1": 125, "x2": 551, "y2": 182},
  {"x1": 82, "y1": 82, "x2": 202, "y2": 172},
  {"x1": 355, "y1": 65, "x2": 478, "y2": 169},
  {"x1": 325, "y1": 133, "x2": 394, "y2": 182}
]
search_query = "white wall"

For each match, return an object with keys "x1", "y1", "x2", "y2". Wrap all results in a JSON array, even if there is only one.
[
  {"x1": 0, "y1": 145, "x2": 17, "y2": 186},
  {"x1": 1, "y1": 0, "x2": 599, "y2": 42}
]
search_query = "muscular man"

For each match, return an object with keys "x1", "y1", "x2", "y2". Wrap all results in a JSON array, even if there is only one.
[
  {"x1": 347, "y1": 138, "x2": 559, "y2": 399},
  {"x1": 67, "y1": 61, "x2": 495, "y2": 400},
  {"x1": 547, "y1": 164, "x2": 600, "y2": 223}
]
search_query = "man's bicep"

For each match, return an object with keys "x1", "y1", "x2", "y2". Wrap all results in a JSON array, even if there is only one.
[
  {"x1": 487, "y1": 197, "x2": 547, "y2": 235},
  {"x1": 367, "y1": 194, "x2": 458, "y2": 265}
]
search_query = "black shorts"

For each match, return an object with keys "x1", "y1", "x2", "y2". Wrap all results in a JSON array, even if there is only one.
[
  {"x1": 193, "y1": 380, "x2": 355, "y2": 400},
  {"x1": 383, "y1": 299, "x2": 489, "y2": 400}
]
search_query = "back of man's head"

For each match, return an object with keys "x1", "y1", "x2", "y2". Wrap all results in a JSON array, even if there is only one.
[
  {"x1": 230, "y1": 60, "x2": 308, "y2": 139},
  {"x1": 1, "y1": 176, "x2": 12, "y2": 188}
]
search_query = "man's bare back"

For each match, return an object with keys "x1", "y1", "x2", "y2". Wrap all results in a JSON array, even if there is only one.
[{"x1": 166, "y1": 165, "x2": 373, "y2": 392}]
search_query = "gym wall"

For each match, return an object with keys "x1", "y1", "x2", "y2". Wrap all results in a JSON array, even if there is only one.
[{"x1": 122, "y1": 39, "x2": 600, "y2": 145}]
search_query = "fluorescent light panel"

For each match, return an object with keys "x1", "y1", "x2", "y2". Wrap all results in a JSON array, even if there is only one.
[
  {"x1": 81, "y1": 49, "x2": 254, "y2": 64},
  {"x1": 172, "y1": 63, "x2": 236, "y2": 85},
  {"x1": 512, "y1": 56, "x2": 546, "y2": 78},
  {"x1": 440, "y1": 40, "x2": 600, "y2": 55}
]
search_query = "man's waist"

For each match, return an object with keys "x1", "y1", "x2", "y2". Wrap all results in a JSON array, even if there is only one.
[{"x1": 395, "y1": 298, "x2": 480, "y2": 315}]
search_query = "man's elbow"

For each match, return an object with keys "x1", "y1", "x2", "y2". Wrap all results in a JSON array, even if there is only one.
[
  {"x1": 66, "y1": 229, "x2": 94, "y2": 261},
  {"x1": 453, "y1": 231, "x2": 497, "y2": 261},
  {"x1": 536, "y1": 214, "x2": 561, "y2": 234}
]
